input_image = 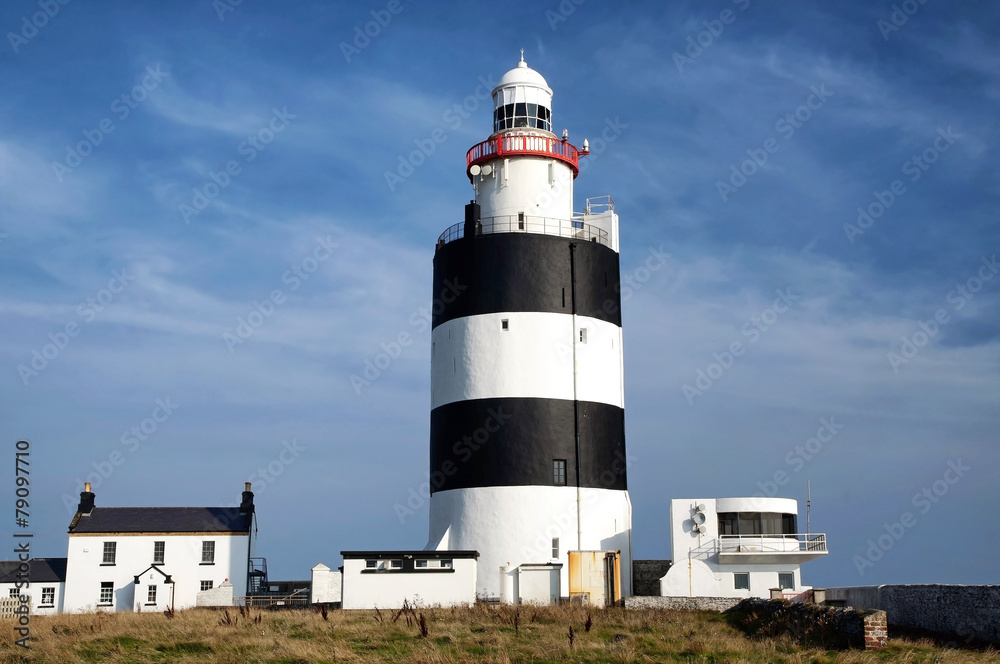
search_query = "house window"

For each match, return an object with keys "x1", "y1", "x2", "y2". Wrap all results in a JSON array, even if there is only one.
[
  {"x1": 416, "y1": 560, "x2": 428, "y2": 568},
  {"x1": 778, "y1": 572, "x2": 795, "y2": 590},
  {"x1": 41, "y1": 587, "x2": 54, "y2": 606},
  {"x1": 389, "y1": 560, "x2": 402, "y2": 569},
  {"x1": 201, "y1": 541, "x2": 215, "y2": 564},
  {"x1": 734, "y1": 573, "x2": 750, "y2": 590},
  {"x1": 201, "y1": 580, "x2": 213, "y2": 591},
  {"x1": 553, "y1": 459, "x2": 567, "y2": 485},
  {"x1": 99, "y1": 582, "x2": 113, "y2": 605},
  {"x1": 440, "y1": 559, "x2": 453, "y2": 569},
  {"x1": 552, "y1": 538, "x2": 559, "y2": 559},
  {"x1": 153, "y1": 541, "x2": 165, "y2": 564},
  {"x1": 102, "y1": 541, "x2": 116, "y2": 565},
  {"x1": 147, "y1": 585, "x2": 157, "y2": 604},
  {"x1": 365, "y1": 560, "x2": 377, "y2": 569}
]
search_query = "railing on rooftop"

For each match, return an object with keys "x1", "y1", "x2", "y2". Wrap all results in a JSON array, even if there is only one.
[
  {"x1": 718, "y1": 533, "x2": 827, "y2": 554},
  {"x1": 436, "y1": 214, "x2": 609, "y2": 250},
  {"x1": 467, "y1": 134, "x2": 581, "y2": 176}
]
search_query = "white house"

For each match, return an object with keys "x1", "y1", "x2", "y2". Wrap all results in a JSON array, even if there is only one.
[
  {"x1": 340, "y1": 550, "x2": 478, "y2": 609},
  {"x1": 62, "y1": 483, "x2": 256, "y2": 613},
  {"x1": 0, "y1": 558, "x2": 66, "y2": 615},
  {"x1": 659, "y1": 497, "x2": 828, "y2": 599}
]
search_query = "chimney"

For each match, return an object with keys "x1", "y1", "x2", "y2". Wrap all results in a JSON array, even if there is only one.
[
  {"x1": 240, "y1": 482, "x2": 255, "y2": 514},
  {"x1": 77, "y1": 482, "x2": 95, "y2": 515},
  {"x1": 463, "y1": 200, "x2": 481, "y2": 239}
]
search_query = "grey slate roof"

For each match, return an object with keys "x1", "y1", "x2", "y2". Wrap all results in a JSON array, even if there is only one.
[
  {"x1": 0, "y1": 558, "x2": 67, "y2": 583},
  {"x1": 69, "y1": 507, "x2": 251, "y2": 534}
]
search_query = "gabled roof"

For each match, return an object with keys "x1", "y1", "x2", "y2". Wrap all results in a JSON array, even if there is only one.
[
  {"x1": 69, "y1": 507, "x2": 251, "y2": 534},
  {"x1": 0, "y1": 558, "x2": 67, "y2": 584}
]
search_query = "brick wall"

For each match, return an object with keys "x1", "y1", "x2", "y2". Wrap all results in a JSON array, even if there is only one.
[
  {"x1": 631, "y1": 559, "x2": 672, "y2": 596},
  {"x1": 725, "y1": 598, "x2": 887, "y2": 650},
  {"x1": 825, "y1": 584, "x2": 1000, "y2": 645},
  {"x1": 624, "y1": 595, "x2": 743, "y2": 612}
]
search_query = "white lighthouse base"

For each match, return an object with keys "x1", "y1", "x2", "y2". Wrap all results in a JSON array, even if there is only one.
[{"x1": 427, "y1": 485, "x2": 632, "y2": 602}]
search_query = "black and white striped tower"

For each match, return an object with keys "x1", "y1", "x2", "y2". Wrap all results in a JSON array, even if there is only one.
[{"x1": 427, "y1": 56, "x2": 631, "y2": 601}]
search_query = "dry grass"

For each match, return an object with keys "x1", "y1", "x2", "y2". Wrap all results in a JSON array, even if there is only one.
[{"x1": 0, "y1": 603, "x2": 994, "y2": 663}]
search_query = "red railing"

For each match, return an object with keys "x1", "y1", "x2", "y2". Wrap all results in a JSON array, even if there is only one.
[{"x1": 467, "y1": 134, "x2": 581, "y2": 177}]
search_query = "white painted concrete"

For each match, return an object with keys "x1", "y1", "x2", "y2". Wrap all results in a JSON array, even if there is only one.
[
  {"x1": 310, "y1": 563, "x2": 342, "y2": 605},
  {"x1": 660, "y1": 497, "x2": 819, "y2": 600},
  {"x1": 340, "y1": 556, "x2": 476, "y2": 610},
  {"x1": 475, "y1": 154, "x2": 574, "y2": 222},
  {"x1": 0, "y1": 581, "x2": 63, "y2": 616},
  {"x1": 428, "y1": 485, "x2": 632, "y2": 601},
  {"x1": 63, "y1": 533, "x2": 249, "y2": 613},
  {"x1": 431, "y1": 313, "x2": 623, "y2": 409},
  {"x1": 516, "y1": 564, "x2": 561, "y2": 605}
]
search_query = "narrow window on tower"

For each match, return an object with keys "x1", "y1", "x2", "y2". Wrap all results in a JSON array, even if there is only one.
[
  {"x1": 552, "y1": 538, "x2": 560, "y2": 558},
  {"x1": 553, "y1": 459, "x2": 567, "y2": 485},
  {"x1": 501, "y1": 319, "x2": 509, "y2": 331},
  {"x1": 579, "y1": 328, "x2": 587, "y2": 344},
  {"x1": 562, "y1": 288, "x2": 566, "y2": 308},
  {"x1": 517, "y1": 212, "x2": 524, "y2": 230}
]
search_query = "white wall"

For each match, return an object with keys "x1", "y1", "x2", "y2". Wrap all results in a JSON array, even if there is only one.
[
  {"x1": 662, "y1": 498, "x2": 806, "y2": 600},
  {"x1": 310, "y1": 564, "x2": 342, "y2": 605},
  {"x1": 340, "y1": 557, "x2": 476, "y2": 610},
  {"x1": 476, "y1": 154, "x2": 575, "y2": 221},
  {"x1": 428, "y1": 485, "x2": 632, "y2": 601},
  {"x1": 0, "y1": 581, "x2": 63, "y2": 616},
  {"x1": 431, "y1": 313, "x2": 623, "y2": 409},
  {"x1": 516, "y1": 565, "x2": 560, "y2": 605},
  {"x1": 64, "y1": 533, "x2": 249, "y2": 613}
]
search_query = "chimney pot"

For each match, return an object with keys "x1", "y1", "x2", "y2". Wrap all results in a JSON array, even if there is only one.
[
  {"x1": 85, "y1": 482, "x2": 91, "y2": 492},
  {"x1": 245, "y1": 482, "x2": 252, "y2": 492}
]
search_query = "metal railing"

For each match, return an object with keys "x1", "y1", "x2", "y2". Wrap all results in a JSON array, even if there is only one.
[
  {"x1": 238, "y1": 590, "x2": 310, "y2": 607},
  {"x1": 437, "y1": 214, "x2": 608, "y2": 249},
  {"x1": 718, "y1": 533, "x2": 827, "y2": 554},
  {"x1": 467, "y1": 134, "x2": 580, "y2": 173}
]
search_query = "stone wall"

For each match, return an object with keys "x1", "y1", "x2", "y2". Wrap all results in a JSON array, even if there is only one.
[
  {"x1": 726, "y1": 598, "x2": 886, "y2": 650},
  {"x1": 624, "y1": 595, "x2": 742, "y2": 612},
  {"x1": 825, "y1": 584, "x2": 1000, "y2": 645},
  {"x1": 631, "y1": 559, "x2": 672, "y2": 596}
]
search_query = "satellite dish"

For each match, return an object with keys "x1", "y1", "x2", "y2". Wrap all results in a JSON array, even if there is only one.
[
  {"x1": 692, "y1": 512, "x2": 706, "y2": 525},
  {"x1": 481, "y1": 164, "x2": 493, "y2": 175},
  {"x1": 470, "y1": 164, "x2": 481, "y2": 176}
]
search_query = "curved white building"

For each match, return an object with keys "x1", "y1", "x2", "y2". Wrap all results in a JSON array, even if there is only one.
[
  {"x1": 660, "y1": 497, "x2": 828, "y2": 599},
  {"x1": 426, "y1": 56, "x2": 632, "y2": 602}
]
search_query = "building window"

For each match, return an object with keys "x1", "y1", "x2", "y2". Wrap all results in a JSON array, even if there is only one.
[
  {"x1": 41, "y1": 587, "x2": 54, "y2": 606},
  {"x1": 720, "y1": 512, "x2": 798, "y2": 536},
  {"x1": 99, "y1": 582, "x2": 113, "y2": 605},
  {"x1": 440, "y1": 559, "x2": 452, "y2": 569},
  {"x1": 201, "y1": 580, "x2": 213, "y2": 592},
  {"x1": 579, "y1": 328, "x2": 587, "y2": 343},
  {"x1": 416, "y1": 560, "x2": 428, "y2": 568},
  {"x1": 553, "y1": 459, "x2": 567, "y2": 485},
  {"x1": 734, "y1": 573, "x2": 750, "y2": 590},
  {"x1": 147, "y1": 585, "x2": 157, "y2": 604},
  {"x1": 153, "y1": 541, "x2": 165, "y2": 564},
  {"x1": 552, "y1": 538, "x2": 559, "y2": 559},
  {"x1": 102, "y1": 541, "x2": 116, "y2": 565},
  {"x1": 389, "y1": 559, "x2": 402, "y2": 569},
  {"x1": 8, "y1": 589, "x2": 18, "y2": 598},
  {"x1": 201, "y1": 541, "x2": 215, "y2": 564},
  {"x1": 778, "y1": 572, "x2": 795, "y2": 590},
  {"x1": 365, "y1": 559, "x2": 377, "y2": 569},
  {"x1": 501, "y1": 319, "x2": 509, "y2": 330}
]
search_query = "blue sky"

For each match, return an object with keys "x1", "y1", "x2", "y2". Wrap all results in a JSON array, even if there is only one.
[{"x1": 1, "y1": 0, "x2": 997, "y2": 587}]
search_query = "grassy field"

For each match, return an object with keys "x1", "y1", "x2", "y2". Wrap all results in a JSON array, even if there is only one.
[{"x1": 0, "y1": 603, "x2": 994, "y2": 663}]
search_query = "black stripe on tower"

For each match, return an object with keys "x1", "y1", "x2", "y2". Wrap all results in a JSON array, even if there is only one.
[
  {"x1": 429, "y1": 397, "x2": 627, "y2": 494},
  {"x1": 432, "y1": 232, "x2": 622, "y2": 329}
]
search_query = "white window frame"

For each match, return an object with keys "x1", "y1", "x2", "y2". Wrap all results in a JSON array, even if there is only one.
[{"x1": 201, "y1": 541, "x2": 215, "y2": 564}]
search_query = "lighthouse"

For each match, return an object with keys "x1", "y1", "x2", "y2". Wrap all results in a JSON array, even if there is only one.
[{"x1": 426, "y1": 56, "x2": 632, "y2": 601}]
